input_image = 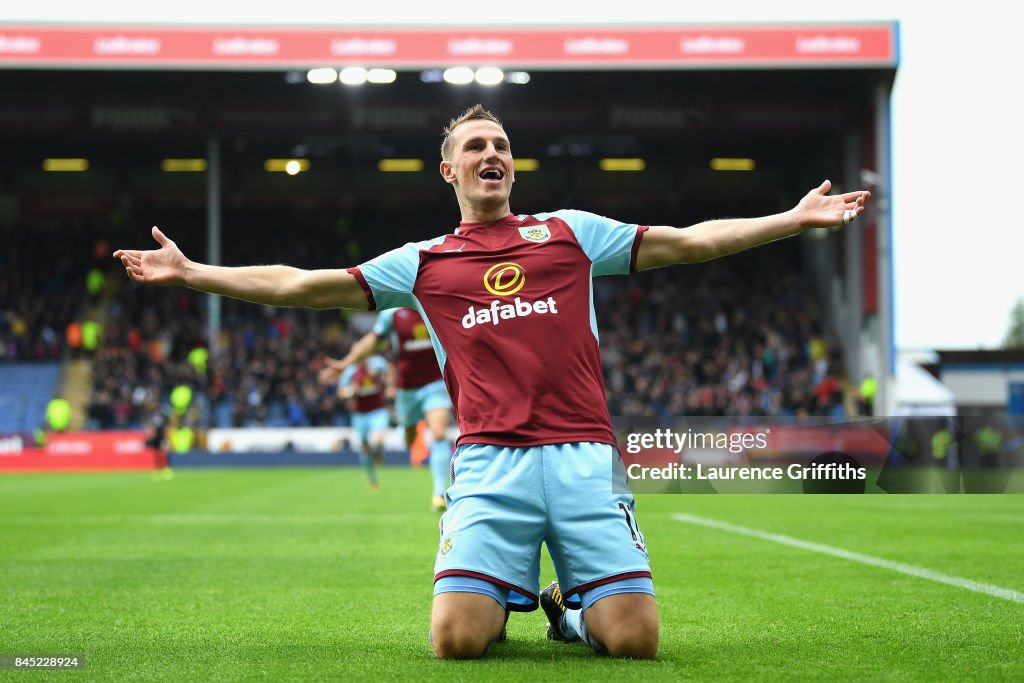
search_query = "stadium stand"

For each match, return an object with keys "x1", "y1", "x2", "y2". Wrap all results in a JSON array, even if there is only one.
[
  {"x1": 0, "y1": 227, "x2": 94, "y2": 362},
  {"x1": 598, "y1": 241, "x2": 847, "y2": 419},
  {"x1": 1, "y1": 225, "x2": 115, "y2": 432},
  {"x1": 0, "y1": 362, "x2": 61, "y2": 433}
]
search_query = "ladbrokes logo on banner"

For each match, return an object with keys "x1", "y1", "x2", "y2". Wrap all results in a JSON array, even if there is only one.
[{"x1": 462, "y1": 261, "x2": 559, "y2": 329}]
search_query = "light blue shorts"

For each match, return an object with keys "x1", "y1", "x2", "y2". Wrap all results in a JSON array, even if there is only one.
[
  {"x1": 433, "y1": 442, "x2": 652, "y2": 612},
  {"x1": 350, "y1": 408, "x2": 389, "y2": 445},
  {"x1": 396, "y1": 380, "x2": 452, "y2": 426}
]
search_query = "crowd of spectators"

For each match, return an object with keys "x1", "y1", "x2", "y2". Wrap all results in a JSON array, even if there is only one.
[
  {"x1": 87, "y1": 289, "x2": 359, "y2": 431},
  {"x1": 0, "y1": 226, "x2": 97, "y2": 361},
  {"x1": 84, "y1": 206, "x2": 364, "y2": 431},
  {"x1": 596, "y1": 240, "x2": 846, "y2": 419}
]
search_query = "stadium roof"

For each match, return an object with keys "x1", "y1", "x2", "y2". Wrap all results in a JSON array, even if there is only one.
[
  {"x1": 0, "y1": 65, "x2": 887, "y2": 217},
  {"x1": 1, "y1": 22, "x2": 898, "y2": 216},
  {"x1": 895, "y1": 358, "x2": 957, "y2": 414}
]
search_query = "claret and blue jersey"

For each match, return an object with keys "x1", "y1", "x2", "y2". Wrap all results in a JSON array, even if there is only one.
[
  {"x1": 339, "y1": 355, "x2": 389, "y2": 414},
  {"x1": 373, "y1": 307, "x2": 442, "y2": 390},
  {"x1": 349, "y1": 210, "x2": 648, "y2": 449}
]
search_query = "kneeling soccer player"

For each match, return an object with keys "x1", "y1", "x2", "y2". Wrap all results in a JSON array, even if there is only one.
[{"x1": 114, "y1": 104, "x2": 870, "y2": 660}]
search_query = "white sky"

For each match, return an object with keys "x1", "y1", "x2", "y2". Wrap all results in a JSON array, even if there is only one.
[{"x1": 4, "y1": 1, "x2": 1022, "y2": 351}]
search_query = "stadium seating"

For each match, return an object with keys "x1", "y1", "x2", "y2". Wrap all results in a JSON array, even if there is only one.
[
  {"x1": 0, "y1": 226, "x2": 100, "y2": 363},
  {"x1": 0, "y1": 362, "x2": 61, "y2": 433}
]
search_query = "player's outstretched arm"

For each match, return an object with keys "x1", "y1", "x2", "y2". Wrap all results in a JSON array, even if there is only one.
[
  {"x1": 635, "y1": 180, "x2": 870, "y2": 270},
  {"x1": 385, "y1": 362, "x2": 397, "y2": 400},
  {"x1": 324, "y1": 331, "x2": 381, "y2": 373},
  {"x1": 317, "y1": 362, "x2": 343, "y2": 386},
  {"x1": 113, "y1": 226, "x2": 370, "y2": 310}
]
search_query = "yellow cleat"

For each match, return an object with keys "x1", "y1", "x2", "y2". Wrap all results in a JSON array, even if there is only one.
[{"x1": 431, "y1": 495, "x2": 446, "y2": 512}]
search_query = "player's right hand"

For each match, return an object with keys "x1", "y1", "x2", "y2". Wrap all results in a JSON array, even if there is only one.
[
  {"x1": 323, "y1": 357, "x2": 347, "y2": 370},
  {"x1": 113, "y1": 226, "x2": 189, "y2": 286},
  {"x1": 318, "y1": 366, "x2": 341, "y2": 385}
]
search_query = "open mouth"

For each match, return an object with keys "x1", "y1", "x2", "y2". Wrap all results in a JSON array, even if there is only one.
[{"x1": 479, "y1": 168, "x2": 505, "y2": 181}]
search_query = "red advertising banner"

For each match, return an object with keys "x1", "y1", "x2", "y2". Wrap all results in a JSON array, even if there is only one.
[
  {"x1": 748, "y1": 424, "x2": 891, "y2": 458},
  {"x1": 0, "y1": 24, "x2": 897, "y2": 69},
  {"x1": 0, "y1": 431, "x2": 161, "y2": 471}
]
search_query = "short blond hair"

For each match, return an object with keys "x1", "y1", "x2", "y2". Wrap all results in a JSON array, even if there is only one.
[{"x1": 440, "y1": 104, "x2": 503, "y2": 160}]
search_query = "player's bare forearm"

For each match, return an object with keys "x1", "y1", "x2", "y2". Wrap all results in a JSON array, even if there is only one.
[
  {"x1": 385, "y1": 365, "x2": 397, "y2": 399},
  {"x1": 635, "y1": 180, "x2": 870, "y2": 270},
  {"x1": 637, "y1": 212, "x2": 799, "y2": 269},
  {"x1": 317, "y1": 364, "x2": 342, "y2": 385},
  {"x1": 185, "y1": 262, "x2": 369, "y2": 310},
  {"x1": 114, "y1": 226, "x2": 369, "y2": 310},
  {"x1": 336, "y1": 332, "x2": 380, "y2": 368}
]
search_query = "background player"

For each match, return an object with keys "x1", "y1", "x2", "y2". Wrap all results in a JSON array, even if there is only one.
[
  {"x1": 321, "y1": 307, "x2": 454, "y2": 510},
  {"x1": 337, "y1": 354, "x2": 391, "y2": 491},
  {"x1": 113, "y1": 104, "x2": 869, "y2": 660}
]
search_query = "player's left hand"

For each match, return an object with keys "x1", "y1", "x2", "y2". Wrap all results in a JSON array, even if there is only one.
[{"x1": 796, "y1": 179, "x2": 871, "y2": 230}]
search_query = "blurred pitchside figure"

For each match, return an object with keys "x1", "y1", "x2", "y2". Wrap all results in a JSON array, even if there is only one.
[
  {"x1": 319, "y1": 307, "x2": 455, "y2": 511},
  {"x1": 115, "y1": 104, "x2": 869, "y2": 660},
  {"x1": 336, "y1": 354, "x2": 391, "y2": 491}
]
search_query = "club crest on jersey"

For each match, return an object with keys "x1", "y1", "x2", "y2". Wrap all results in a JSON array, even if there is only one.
[
  {"x1": 518, "y1": 224, "x2": 551, "y2": 243},
  {"x1": 439, "y1": 530, "x2": 457, "y2": 557}
]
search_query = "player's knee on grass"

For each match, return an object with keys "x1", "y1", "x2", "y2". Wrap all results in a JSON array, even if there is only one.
[
  {"x1": 600, "y1": 620, "x2": 659, "y2": 659},
  {"x1": 585, "y1": 593, "x2": 660, "y2": 659},
  {"x1": 431, "y1": 592, "x2": 505, "y2": 659}
]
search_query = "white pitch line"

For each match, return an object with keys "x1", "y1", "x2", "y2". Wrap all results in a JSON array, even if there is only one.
[{"x1": 672, "y1": 513, "x2": 1024, "y2": 605}]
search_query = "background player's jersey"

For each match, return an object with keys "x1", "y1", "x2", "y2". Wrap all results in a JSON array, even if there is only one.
[
  {"x1": 339, "y1": 355, "x2": 389, "y2": 414},
  {"x1": 350, "y1": 210, "x2": 647, "y2": 448},
  {"x1": 373, "y1": 307, "x2": 443, "y2": 389}
]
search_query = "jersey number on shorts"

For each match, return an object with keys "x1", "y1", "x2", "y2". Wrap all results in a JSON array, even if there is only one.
[{"x1": 617, "y1": 502, "x2": 647, "y2": 553}]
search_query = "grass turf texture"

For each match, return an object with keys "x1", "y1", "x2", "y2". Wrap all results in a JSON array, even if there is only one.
[{"x1": 1, "y1": 468, "x2": 1022, "y2": 681}]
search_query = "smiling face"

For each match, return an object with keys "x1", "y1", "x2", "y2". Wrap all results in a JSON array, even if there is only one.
[{"x1": 440, "y1": 118, "x2": 515, "y2": 223}]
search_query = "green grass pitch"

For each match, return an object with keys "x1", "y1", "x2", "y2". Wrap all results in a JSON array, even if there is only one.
[{"x1": 1, "y1": 467, "x2": 1022, "y2": 681}]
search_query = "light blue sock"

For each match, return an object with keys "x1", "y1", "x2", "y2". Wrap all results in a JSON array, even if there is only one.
[
  {"x1": 560, "y1": 609, "x2": 603, "y2": 652},
  {"x1": 560, "y1": 608, "x2": 584, "y2": 641},
  {"x1": 360, "y1": 452, "x2": 378, "y2": 485},
  {"x1": 429, "y1": 440, "x2": 452, "y2": 496}
]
